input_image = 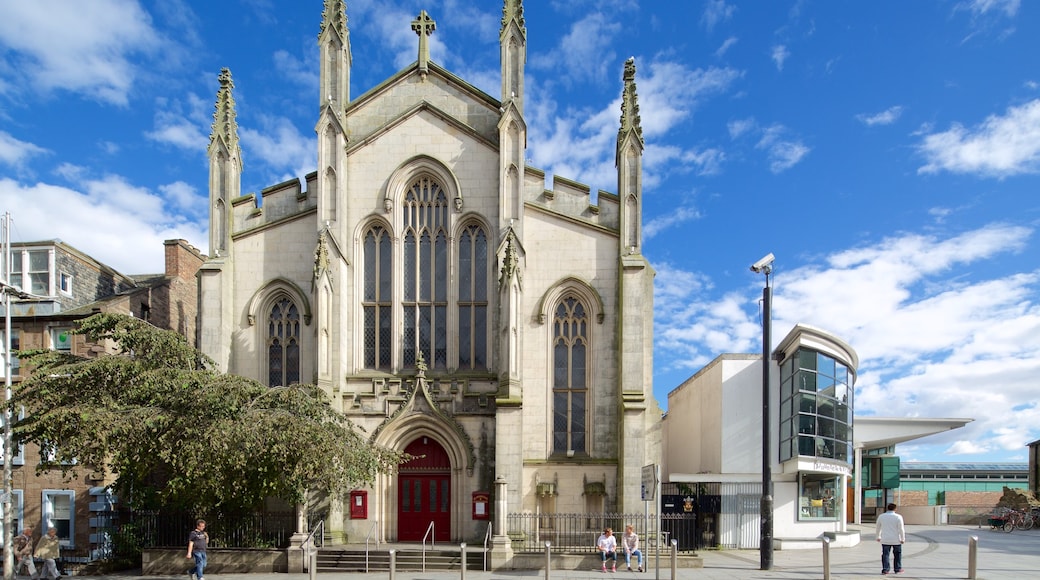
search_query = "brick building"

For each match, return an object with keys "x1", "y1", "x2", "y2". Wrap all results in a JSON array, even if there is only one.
[{"x1": 1, "y1": 238, "x2": 203, "y2": 560}]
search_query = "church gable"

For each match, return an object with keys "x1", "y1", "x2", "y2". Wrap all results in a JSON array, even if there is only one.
[{"x1": 346, "y1": 64, "x2": 501, "y2": 147}]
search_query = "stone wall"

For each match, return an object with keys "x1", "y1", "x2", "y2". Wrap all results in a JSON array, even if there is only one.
[{"x1": 142, "y1": 548, "x2": 287, "y2": 574}]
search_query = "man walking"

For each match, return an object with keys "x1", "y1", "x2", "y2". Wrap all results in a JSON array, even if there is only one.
[
  {"x1": 186, "y1": 519, "x2": 208, "y2": 580},
  {"x1": 876, "y1": 503, "x2": 905, "y2": 575}
]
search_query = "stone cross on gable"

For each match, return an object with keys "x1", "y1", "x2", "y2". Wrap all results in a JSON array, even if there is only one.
[{"x1": 411, "y1": 10, "x2": 436, "y2": 77}]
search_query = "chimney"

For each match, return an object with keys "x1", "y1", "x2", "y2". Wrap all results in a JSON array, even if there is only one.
[{"x1": 164, "y1": 239, "x2": 205, "y2": 280}]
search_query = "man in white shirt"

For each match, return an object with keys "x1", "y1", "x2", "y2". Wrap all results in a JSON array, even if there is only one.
[
  {"x1": 875, "y1": 503, "x2": 906, "y2": 575},
  {"x1": 596, "y1": 527, "x2": 618, "y2": 573}
]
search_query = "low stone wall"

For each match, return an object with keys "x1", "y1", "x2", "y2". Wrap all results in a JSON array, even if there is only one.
[{"x1": 141, "y1": 548, "x2": 287, "y2": 575}]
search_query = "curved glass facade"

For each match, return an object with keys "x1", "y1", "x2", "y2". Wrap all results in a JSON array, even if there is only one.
[{"x1": 779, "y1": 348, "x2": 853, "y2": 463}]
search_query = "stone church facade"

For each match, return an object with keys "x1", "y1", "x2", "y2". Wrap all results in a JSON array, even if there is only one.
[{"x1": 197, "y1": 0, "x2": 661, "y2": 544}]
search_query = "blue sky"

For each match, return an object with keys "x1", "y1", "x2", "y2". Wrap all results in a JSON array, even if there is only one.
[{"x1": 1, "y1": 0, "x2": 1038, "y2": 463}]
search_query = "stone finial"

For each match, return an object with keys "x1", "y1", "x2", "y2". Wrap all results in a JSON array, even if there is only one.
[
  {"x1": 209, "y1": 68, "x2": 240, "y2": 154},
  {"x1": 411, "y1": 10, "x2": 436, "y2": 78},
  {"x1": 501, "y1": 0, "x2": 525, "y2": 35},
  {"x1": 319, "y1": 0, "x2": 348, "y2": 38},
  {"x1": 619, "y1": 58, "x2": 643, "y2": 143}
]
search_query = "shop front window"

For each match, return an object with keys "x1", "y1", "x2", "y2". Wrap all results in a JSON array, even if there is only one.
[{"x1": 798, "y1": 473, "x2": 840, "y2": 521}]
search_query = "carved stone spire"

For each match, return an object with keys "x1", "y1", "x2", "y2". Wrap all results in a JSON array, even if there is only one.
[
  {"x1": 501, "y1": 0, "x2": 525, "y2": 35},
  {"x1": 616, "y1": 57, "x2": 644, "y2": 163},
  {"x1": 319, "y1": 0, "x2": 348, "y2": 38},
  {"x1": 411, "y1": 10, "x2": 436, "y2": 79},
  {"x1": 209, "y1": 68, "x2": 239, "y2": 156}
]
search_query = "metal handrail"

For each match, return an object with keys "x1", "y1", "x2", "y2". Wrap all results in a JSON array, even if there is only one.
[
  {"x1": 363, "y1": 520, "x2": 379, "y2": 573},
  {"x1": 482, "y1": 522, "x2": 492, "y2": 570},
  {"x1": 421, "y1": 520, "x2": 435, "y2": 571},
  {"x1": 303, "y1": 520, "x2": 324, "y2": 580}
]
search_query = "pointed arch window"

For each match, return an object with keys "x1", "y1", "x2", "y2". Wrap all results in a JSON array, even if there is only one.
[
  {"x1": 363, "y1": 225, "x2": 393, "y2": 369},
  {"x1": 458, "y1": 223, "x2": 489, "y2": 370},
  {"x1": 403, "y1": 177, "x2": 449, "y2": 370},
  {"x1": 552, "y1": 296, "x2": 588, "y2": 455},
  {"x1": 267, "y1": 297, "x2": 300, "y2": 386}
]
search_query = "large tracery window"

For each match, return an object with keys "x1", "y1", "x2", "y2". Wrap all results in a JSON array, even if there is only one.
[
  {"x1": 402, "y1": 177, "x2": 449, "y2": 370},
  {"x1": 267, "y1": 297, "x2": 300, "y2": 386},
  {"x1": 363, "y1": 225, "x2": 393, "y2": 369},
  {"x1": 458, "y1": 224, "x2": 488, "y2": 370},
  {"x1": 552, "y1": 296, "x2": 588, "y2": 455}
]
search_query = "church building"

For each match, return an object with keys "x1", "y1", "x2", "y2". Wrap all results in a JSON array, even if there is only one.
[{"x1": 197, "y1": 0, "x2": 661, "y2": 545}]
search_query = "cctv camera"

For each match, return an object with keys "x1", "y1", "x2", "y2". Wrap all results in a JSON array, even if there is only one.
[{"x1": 750, "y1": 252, "x2": 775, "y2": 273}]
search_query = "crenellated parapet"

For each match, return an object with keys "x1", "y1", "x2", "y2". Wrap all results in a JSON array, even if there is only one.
[
  {"x1": 523, "y1": 166, "x2": 619, "y2": 232},
  {"x1": 229, "y1": 172, "x2": 319, "y2": 237}
]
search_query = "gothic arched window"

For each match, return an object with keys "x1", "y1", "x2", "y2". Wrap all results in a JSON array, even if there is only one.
[
  {"x1": 458, "y1": 223, "x2": 488, "y2": 370},
  {"x1": 267, "y1": 296, "x2": 300, "y2": 386},
  {"x1": 363, "y1": 224, "x2": 393, "y2": 369},
  {"x1": 402, "y1": 177, "x2": 449, "y2": 369},
  {"x1": 552, "y1": 296, "x2": 588, "y2": 455}
]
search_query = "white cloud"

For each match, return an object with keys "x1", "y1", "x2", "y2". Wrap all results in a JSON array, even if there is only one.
[
  {"x1": 715, "y1": 37, "x2": 738, "y2": 58},
  {"x1": 918, "y1": 98, "x2": 1040, "y2": 177},
  {"x1": 771, "y1": 45, "x2": 790, "y2": 72},
  {"x1": 530, "y1": 13, "x2": 620, "y2": 86},
  {"x1": 644, "y1": 206, "x2": 701, "y2": 239},
  {"x1": 0, "y1": 0, "x2": 163, "y2": 105},
  {"x1": 0, "y1": 177, "x2": 207, "y2": 274},
  {"x1": 857, "y1": 106, "x2": 904, "y2": 127},
  {"x1": 728, "y1": 118, "x2": 756, "y2": 139},
  {"x1": 527, "y1": 57, "x2": 740, "y2": 194},
  {"x1": 702, "y1": 1, "x2": 736, "y2": 31},
  {"x1": 964, "y1": 0, "x2": 1020, "y2": 17},
  {"x1": 240, "y1": 116, "x2": 317, "y2": 186},
  {"x1": 756, "y1": 124, "x2": 809, "y2": 172},
  {"x1": 0, "y1": 132, "x2": 48, "y2": 167},
  {"x1": 655, "y1": 223, "x2": 1040, "y2": 458}
]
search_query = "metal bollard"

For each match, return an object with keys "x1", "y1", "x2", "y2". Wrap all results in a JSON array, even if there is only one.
[
  {"x1": 670, "y1": 539, "x2": 678, "y2": 580},
  {"x1": 544, "y1": 541, "x2": 552, "y2": 580},
  {"x1": 308, "y1": 542, "x2": 317, "y2": 580},
  {"x1": 388, "y1": 549, "x2": 396, "y2": 580},
  {"x1": 968, "y1": 536, "x2": 978, "y2": 580},
  {"x1": 821, "y1": 537, "x2": 831, "y2": 580},
  {"x1": 460, "y1": 543, "x2": 467, "y2": 580}
]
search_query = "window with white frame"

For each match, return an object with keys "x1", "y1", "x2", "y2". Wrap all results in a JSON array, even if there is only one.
[
  {"x1": 9, "y1": 247, "x2": 53, "y2": 295},
  {"x1": 42, "y1": 490, "x2": 75, "y2": 547},
  {"x1": 0, "y1": 489, "x2": 24, "y2": 541},
  {"x1": 50, "y1": 327, "x2": 73, "y2": 351},
  {"x1": 59, "y1": 272, "x2": 73, "y2": 295},
  {"x1": 1, "y1": 329, "x2": 19, "y2": 377},
  {"x1": 41, "y1": 441, "x2": 76, "y2": 465},
  {"x1": 0, "y1": 409, "x2": 25, "y2": 465}
]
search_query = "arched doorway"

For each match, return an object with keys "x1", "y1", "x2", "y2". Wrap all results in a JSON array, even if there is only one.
[{"x1": 398, "y1": 436, "x2": 451, "y2": 541}]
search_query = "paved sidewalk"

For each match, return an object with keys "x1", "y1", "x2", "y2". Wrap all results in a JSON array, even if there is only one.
[{"x1": 107, "y1": 525, "x2": 1040, "y2": 579}]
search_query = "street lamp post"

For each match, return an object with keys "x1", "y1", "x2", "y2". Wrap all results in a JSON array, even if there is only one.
[
  {"x1": 2, "y1": 211, "x2": 14, "y2": 580},
  {"x1": 751, "y1": 253, "x2": 775, "y2": 571}
]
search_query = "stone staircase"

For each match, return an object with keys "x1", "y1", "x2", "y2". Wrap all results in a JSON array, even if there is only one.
[{"x1": 314, "y1": 545, "x2": 489, "y2": 573}]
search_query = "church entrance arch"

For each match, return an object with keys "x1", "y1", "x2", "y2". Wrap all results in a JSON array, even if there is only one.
[{"x1": 397, "y1": 436, "x2": 451, "y2": 541}]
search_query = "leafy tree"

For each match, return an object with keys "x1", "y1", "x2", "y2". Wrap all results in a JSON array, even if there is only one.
[{"x1": 12, "y1": 313, "x2": 403, "y2": 512}]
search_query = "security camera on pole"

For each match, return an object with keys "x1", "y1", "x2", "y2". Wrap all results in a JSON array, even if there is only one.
[{"x1": 750, "y1": 253, "x2": 774, "y2": 571}]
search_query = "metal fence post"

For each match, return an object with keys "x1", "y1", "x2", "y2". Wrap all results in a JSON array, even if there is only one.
[
  {"x1": 968, "y1": 536, "x2": 978, "y2": 580},
  {"x1": 821, "y1": 537, "x2": 831, "y2": 580},
  {"x1": 544, "y1": 541, "x2": 552, "y2": 580},
  {"x1": 670, "y1": 539, "x2": 677, "y2": 580},
  {"x1": 388, "y1": 549, "x2": 396, "y2": 580},
  {"x1": 460, "y1": 542, "x2": 467, "y2": 580},
  {"x1": 308, "y1": 541, "x2": 317, "y2": 580}
]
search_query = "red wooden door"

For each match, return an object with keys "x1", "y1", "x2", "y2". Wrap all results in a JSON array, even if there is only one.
[{"x1": 397, "y1": 437, "x2": 451, "y2": 541}]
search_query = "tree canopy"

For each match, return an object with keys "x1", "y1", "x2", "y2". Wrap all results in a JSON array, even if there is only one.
[{"x1": 12, "y1": 313, "x2": 403, "y2": 512}]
